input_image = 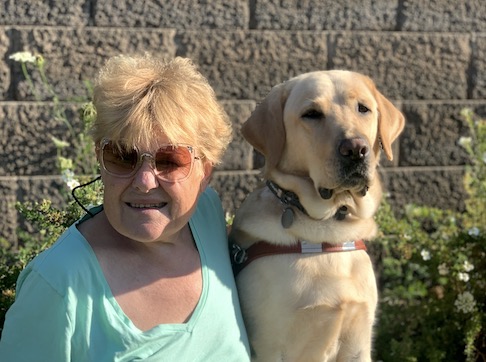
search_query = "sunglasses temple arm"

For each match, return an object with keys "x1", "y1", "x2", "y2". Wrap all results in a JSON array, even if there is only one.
[{"x1": 71, "y1": 176, "x2": 102, "y2": 217}]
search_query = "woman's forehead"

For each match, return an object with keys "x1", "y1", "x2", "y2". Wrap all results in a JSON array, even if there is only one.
[{"x1": 112, "y1": 132, "x2": 192, "y2": 150}]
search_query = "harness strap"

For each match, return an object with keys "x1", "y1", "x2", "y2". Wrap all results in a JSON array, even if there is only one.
[{"x1": 232, "y1": 240, "x2": 367, "y2": 276}]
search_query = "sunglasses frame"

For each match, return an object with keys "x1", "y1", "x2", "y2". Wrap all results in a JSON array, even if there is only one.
[{"x1": 98, "y1": 138, "x2": 200, "y2": 182}]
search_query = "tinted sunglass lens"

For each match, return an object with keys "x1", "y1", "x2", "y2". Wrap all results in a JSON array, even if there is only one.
[
  {"x1": 154, "y1": 146, "x2": 193, "y2": 180},
  {"x1": 103, "y1": 145, "x2": 138, "y2": 175}
]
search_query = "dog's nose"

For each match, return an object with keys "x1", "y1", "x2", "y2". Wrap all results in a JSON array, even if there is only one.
[{"x1": 339, "y1": 138, "x2": 369, "y2": 161}]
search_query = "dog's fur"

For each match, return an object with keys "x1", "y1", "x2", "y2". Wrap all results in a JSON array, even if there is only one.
[{"x1": 230, "y1": 70, "x2": 405, "y2": 362}]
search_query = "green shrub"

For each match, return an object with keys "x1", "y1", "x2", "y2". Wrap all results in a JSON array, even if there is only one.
[{"x1": 374, "y1": 109, "x2": 485, "y2": 361}]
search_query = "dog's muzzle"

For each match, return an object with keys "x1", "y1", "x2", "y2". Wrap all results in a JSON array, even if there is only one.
[
  {"x1": 337, "y1": 137, "x2": 371, "y2": 191},
  {"x1": 339, "y1": 137, "x2": 370, "y2": 161}
]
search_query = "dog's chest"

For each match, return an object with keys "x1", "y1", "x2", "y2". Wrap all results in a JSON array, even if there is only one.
[{"x1": 238, "y1": 250, "x2": 375, "y2": 309}]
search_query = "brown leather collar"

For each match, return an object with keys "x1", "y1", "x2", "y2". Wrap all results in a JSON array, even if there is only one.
[{"x1": 231, "y1": 240, "x2": 367, "y2": 275}]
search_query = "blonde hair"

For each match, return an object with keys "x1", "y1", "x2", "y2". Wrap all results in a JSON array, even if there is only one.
[{"x1": 91, "y1": 54, "x2": 232, "y2": 165}]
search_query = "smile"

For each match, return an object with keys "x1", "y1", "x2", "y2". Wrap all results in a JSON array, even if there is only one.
[{"x1": 127, "y1": 202, "x2": 167, "y2": 209}]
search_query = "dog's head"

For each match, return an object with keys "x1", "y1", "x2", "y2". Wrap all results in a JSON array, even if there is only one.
[{"x1": 242, "y1": 71, "x2": 404, "y2": 202}]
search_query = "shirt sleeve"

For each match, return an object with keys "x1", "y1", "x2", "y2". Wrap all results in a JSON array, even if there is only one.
[{"x1": 0, "y1": 267, "x2": 73, "y2": 361}]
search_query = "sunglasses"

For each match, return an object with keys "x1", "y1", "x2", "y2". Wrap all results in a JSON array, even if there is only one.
[{"x1": 99, "y1": 138, "x2": 200, "y2": 182}]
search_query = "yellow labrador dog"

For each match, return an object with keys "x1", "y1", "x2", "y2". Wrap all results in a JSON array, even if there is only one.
[{"x1": 230, "y1": 70, "x2": 405, "y2": 362}]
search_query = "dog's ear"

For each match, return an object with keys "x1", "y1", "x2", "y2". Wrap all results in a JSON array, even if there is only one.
[
  {"x1": 241, "y1": 83, "x2": 287, "y2": 172},
  {"x1": 373, "y1": 87, "x2": 405, "y2": 161}
]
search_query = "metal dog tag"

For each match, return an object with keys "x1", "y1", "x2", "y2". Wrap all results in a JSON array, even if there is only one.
[{"x1": 281, "y1": 207, "x2": 294, "y2": 229}]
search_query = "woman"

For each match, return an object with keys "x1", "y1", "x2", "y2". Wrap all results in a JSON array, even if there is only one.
[{"x1": 0, "y1": 55, "x2": 250, "y2": 361}]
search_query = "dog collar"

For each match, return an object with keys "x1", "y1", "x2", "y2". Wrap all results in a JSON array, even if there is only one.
[
  {"x1": 231, "y1": 240, "x2": 367, "y2": 276},
  {"x1": 266, "y1": 179, "x2": 308, "y2": 215},
  {"x1": 266, "y1": 180, "x2": 349, "y2": 228}
]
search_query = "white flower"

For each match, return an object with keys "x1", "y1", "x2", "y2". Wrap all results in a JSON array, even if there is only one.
[
  {"x1": 458, "y1": 136, "x2": 472, "y2": 148},
  {"x1": 463, "y1": 260, "x2": 474, "y2": 272},
  {"x1": 468, "y1": 227, "x2": 480, "y2": 237},
  {"x1": 454, "y1": 291, "x2": 476, "y2": 313},
  {"x1": 438, "y1": 263, "x2": 449, "y2": 276},
  {"x1": 458, "y1": 272, "x2": 470, "y2": 282},
  {"x1": 9, "y1": 51, "x2": 36, "y2": 63},
  {"x1": 225, "y1": 212, "x2": 235, "y2": 226},
  {"x1": 66, "y1": 179, "x2": 80, "y2": 190},
  {"x1": 61, "y1": 169, "x2": 79, "y2": 189},
  {"x1": 420, "y1": 249, "x2": 431, "y2": 261},
  {"x1": 61, "y1": 169, "x2": 75, "y2": 183}
]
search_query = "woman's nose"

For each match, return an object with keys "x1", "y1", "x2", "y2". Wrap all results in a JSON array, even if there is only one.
[{"x1": 131, "y1": 156, "x2": 159, "y2": 192}]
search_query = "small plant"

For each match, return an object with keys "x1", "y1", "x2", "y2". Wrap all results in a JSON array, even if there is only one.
[
  {"x1": 9, "y1": 51, "x2": 98, "y2": 176},
  {"x1": 459, "y1": 108, "x2": 486, "y2": 229},
  {"x1": 7, "y1": 50, "x2": 103, "y2": 230},
  {"x1": 374, "y1": 110, "x2": 485, "y2": 361},
  {"x1": 1, "y1": 52, "x2": 102, "y2": 333}
]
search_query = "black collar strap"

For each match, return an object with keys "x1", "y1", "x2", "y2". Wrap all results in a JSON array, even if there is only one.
[
  {"x1": 266, "y1": 180, "x2": 309, "y2": 216},
  {"x1": 266, "y1": 179, "x2": 349, "y2": 222}
]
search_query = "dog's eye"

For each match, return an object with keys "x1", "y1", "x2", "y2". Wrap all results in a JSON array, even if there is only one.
[
  {"x1": 302, "y1": 109, "x2": 324, "y2": 120},
  {"x1": 358, "y1": 103, "x2": 370, "y2": 113}
]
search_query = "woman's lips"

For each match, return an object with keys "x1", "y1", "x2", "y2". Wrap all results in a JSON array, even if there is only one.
[{"x1": 127, "y1": 202, "x2": 167, "y2": 209}]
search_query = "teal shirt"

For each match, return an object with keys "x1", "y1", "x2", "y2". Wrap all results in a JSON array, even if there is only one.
[{"x1": 0, "y1": 188, "x2": 250, "y2": 361}]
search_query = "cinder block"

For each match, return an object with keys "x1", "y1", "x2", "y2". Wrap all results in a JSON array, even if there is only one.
[
  {"x1": 0, "y1": 178, "x2": 18, "y2": 246},
  {"x1": 176, "y1": 30, "x2": 328, "y2": 100},
  {"x1": 472, "y1": 35, "x2": 486, "y2": 99},
  {"x1": 381, "y1": 167, "x2": 466, "y2": 213},
  {"x1": 0, "y1": 103, "x2": 85, "y2": 176},
  {"x1": 210, "y1": 170, "x2": 262, "y2": 216},
  {"x1": 94, "y1": 1, "x2": 248, "y2": 29},
  {"x1": 399, "y1": 102, "x2": 486, "y2": 167},
  {"x1": 0, "y1": 29, "x2": 10, "y2": 100},
  {"x1": 254, "y1": 0, "x2": 397, "y2": 30},
  {"x1": 219, "y1": 101, "x2": 256, "y2": 171},
  {"x1": 400, "y1": 0, "x2": 486, "y2": 32},
  {"x1": 330, "y1": 32, "x2": 470, "y2": 100},
  {"x1": 16, "y1": 176, "x2": 67, "y2": 207},
  {"x1": 11, "y1": 28, "x2": 176, "y2": 101},
  {"x1": 0, "y1": 0, "x2": 89, "y2": 26}
]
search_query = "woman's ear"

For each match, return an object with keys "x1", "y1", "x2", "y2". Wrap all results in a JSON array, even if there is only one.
[{"x1": 200, "y1": 161, "x2": 213, "y2": 190}]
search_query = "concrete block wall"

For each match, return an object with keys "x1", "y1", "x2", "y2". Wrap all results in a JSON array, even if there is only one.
[{"x1": 1, "y1": 1, "x2": 485, "y2": 246}]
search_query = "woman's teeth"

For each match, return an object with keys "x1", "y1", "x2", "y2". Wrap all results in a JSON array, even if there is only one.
[{"x1": 129, "y1": 203, "x2": 166, "y2": 209}]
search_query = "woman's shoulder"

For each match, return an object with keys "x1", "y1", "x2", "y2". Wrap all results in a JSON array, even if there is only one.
[
  {"x1": 21, "y1": 224, "x2": 97, "y2": 292},
  {"x1": 34, "y1": 224, "x2": 91, "y2": 264}
]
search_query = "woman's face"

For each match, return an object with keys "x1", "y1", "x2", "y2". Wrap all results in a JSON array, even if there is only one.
[{"x1": 99, "y1": 137, "x2": 212, "y2": 244}]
